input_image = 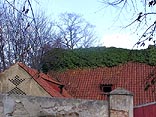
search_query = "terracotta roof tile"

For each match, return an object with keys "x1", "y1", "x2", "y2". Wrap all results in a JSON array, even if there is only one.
[{"x1": 49, "y1": 62, "x2": 156, "y2": 105}]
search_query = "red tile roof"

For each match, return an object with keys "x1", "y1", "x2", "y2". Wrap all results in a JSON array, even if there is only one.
[
  {"x1": 48, "y1": 62, "x2": 156, "y2": 106},
  {"x1": 18, "y1": 62, "x2": 71, "y2": 98}
]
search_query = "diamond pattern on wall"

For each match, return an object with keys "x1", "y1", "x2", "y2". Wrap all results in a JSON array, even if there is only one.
[
  {"x1": 8, "y1": 75, "x2": 26, "y2": 95},
  {"x1": 9, "y1": 75, "x2": 25, "y2": 86},
  {"x1": 8, "y1": 87, "x2": 26, "y2": 95}
]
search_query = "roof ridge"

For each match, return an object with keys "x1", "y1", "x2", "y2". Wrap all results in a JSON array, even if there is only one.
[{"x1": 18, "y1": 62, "x2": 62, "y2": 85}]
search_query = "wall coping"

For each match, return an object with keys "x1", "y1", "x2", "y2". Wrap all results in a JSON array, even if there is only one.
[{"x1": 134, "y1": 101, "x2": 156, "y2": 108}]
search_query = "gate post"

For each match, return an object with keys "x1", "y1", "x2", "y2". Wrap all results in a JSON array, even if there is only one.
[{"x1": 109, "y1": 88, "x2": 133, "y2": 117}]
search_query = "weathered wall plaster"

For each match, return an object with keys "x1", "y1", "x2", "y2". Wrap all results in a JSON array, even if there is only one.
[{"x1": 0, "y1": 88, "x2": 133, "y2": 117}]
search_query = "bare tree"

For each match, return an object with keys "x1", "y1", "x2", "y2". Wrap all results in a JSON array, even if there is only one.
[
  {"x1": 0, "y1": 1, "x2": 55, "y2": 71},
  {"x1": 102, "y1": 0, "x2": 156, "y2": 48},
  {"x1": 55, "y1": 13, "x2": 97, "y2": 49}
]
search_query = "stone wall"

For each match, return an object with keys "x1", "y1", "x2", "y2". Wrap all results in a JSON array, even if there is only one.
[{"x1": 0, "y1": 88, "x2": 133, "y2": 117}]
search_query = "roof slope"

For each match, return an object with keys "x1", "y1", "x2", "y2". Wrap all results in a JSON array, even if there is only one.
[
  {"x1": 18, "y1": 62, "x2": 71, "y2": 98},
  {"x1": 48, "y1": 62, "x2": 156, "y2": 106}
]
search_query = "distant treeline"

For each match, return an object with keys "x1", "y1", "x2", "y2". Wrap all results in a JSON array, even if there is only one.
[{"x1": 41, "y1": 45, "x2": 156, "y2": 72}]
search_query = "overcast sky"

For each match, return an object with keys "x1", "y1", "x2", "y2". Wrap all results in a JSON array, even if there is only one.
[{"x1": 31, "y1": 0, "x2": 151, "y2": 49}]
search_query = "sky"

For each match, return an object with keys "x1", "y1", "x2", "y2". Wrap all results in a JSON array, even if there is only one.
[{"x1": 32, "y1": 0, "x2": 152, "y2": 49}]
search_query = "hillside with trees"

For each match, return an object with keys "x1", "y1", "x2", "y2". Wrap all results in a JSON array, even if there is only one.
[{"x1": 41, "y1": 45, "x2": 156, "y2": 72}]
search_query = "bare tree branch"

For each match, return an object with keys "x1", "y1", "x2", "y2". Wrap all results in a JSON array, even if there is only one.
[
  {"x1": 55, "y1": 13, "x2": 97, "y2": 49},
  {"x1": 4, "y1": 0, "x2": 33, "y2": 19}
]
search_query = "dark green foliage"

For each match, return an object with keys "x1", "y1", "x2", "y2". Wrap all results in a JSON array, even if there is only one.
[
  {"x1": 146, "y1": 45, "x2": 156, "y2": 65},
  {"x1": 41, "y1": 46, "x2": 156, "y2": 72},
  {"x1": 128, "y1": 49, "x2": 148, "y2": 63}
]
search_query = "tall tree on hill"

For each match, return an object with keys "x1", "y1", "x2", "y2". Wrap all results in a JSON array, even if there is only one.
[{"x1": 55, "y1": 13, "x2": 97, "y2": 49}]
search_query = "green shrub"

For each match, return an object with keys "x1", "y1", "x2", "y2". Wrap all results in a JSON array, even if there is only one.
[{"x1": 41, "y1": 46, "x2": 156, "y2": 72}]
